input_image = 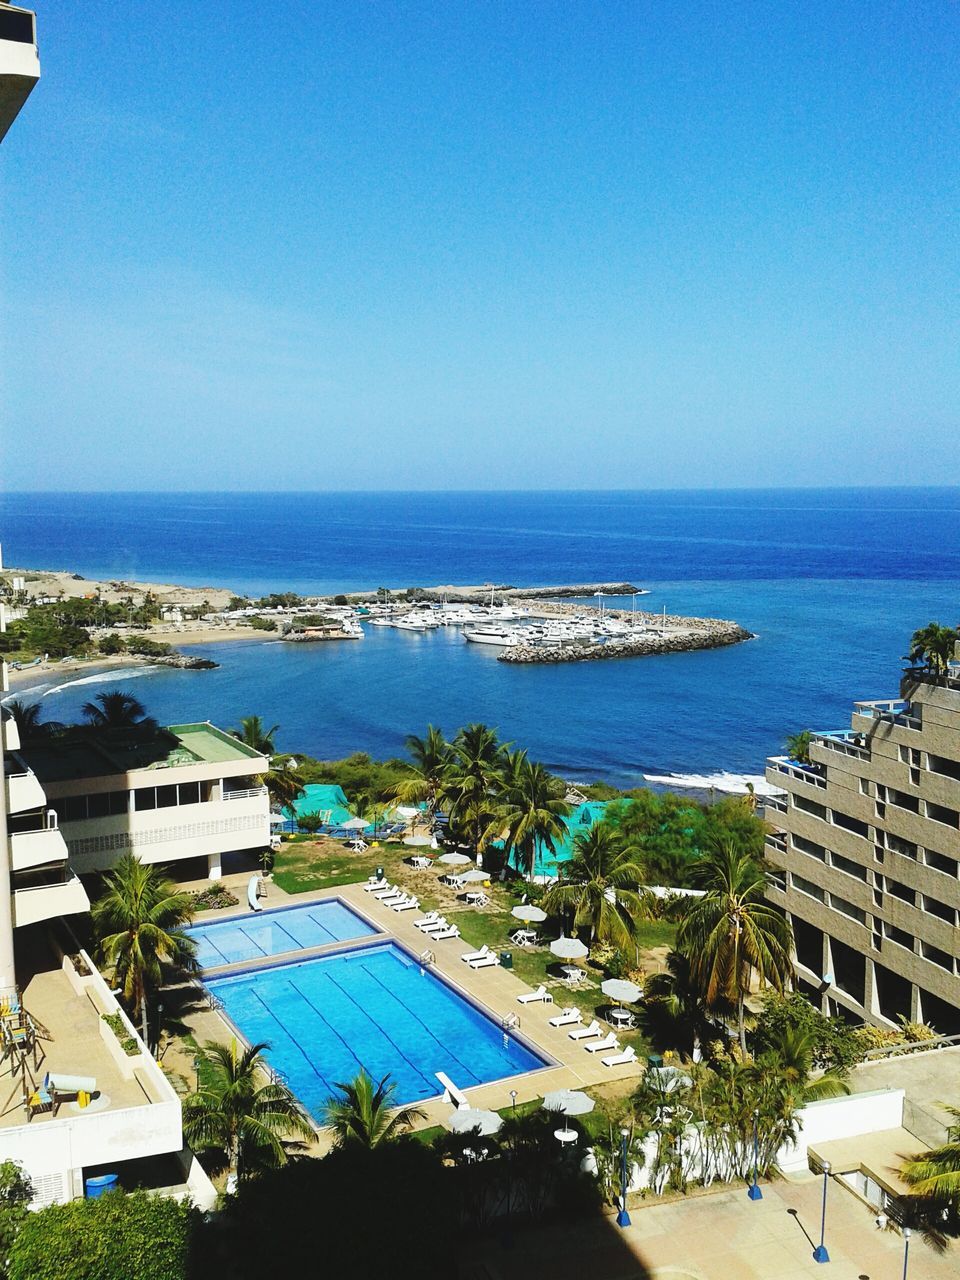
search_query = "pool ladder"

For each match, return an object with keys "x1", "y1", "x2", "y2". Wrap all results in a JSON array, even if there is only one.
[
  {"x1": 418, "y1": 949, "x2": 435, "y2": 967},
  {"x1": 501, "y1": 1012, "x2": 519, "y2": 1030}
]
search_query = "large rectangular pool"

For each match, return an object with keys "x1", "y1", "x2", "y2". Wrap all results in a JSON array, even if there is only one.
[
  {"x1": 187, "y1": 901, "x2": 377, "y2": 968},
  {"x1": 206, "y1": 942, "x2": 550, "y2": 1115}
]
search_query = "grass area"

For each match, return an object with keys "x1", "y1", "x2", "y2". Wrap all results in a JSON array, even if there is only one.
[{"x1": 272, "y1": 834, "x2": 674, "y2": 1058}]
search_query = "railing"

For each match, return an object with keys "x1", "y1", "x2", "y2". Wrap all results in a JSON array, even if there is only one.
[
  {"x1": 861, "y1": 1031, "x2": 960, "y2": 1061},
  {"x1": 501, "y1": 1013, "x2": 519, "y2": 1030},
  {"x1": 814, "y1": 730, "x2": 870, "y2": 760},
  {"x1": 418, "y1": 949, "x2": 435, "y2": 966},
  {"x1": 766, "y1": 832, "x2": 787, "y2": 852},
  {"x1": 854, "y1": 699, "x2": 922, "y2": 731},
  {"x1": 768, "y1": 757, "x2": 827, "y2": 788},
  {"x1": 762, "y1": 795, "x2": 787, "y2": 814},
  {"x1": 222, "y1": 786, "x2": 268, "y2": 801}
]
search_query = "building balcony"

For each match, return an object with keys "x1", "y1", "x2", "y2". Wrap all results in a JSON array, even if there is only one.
[
  {"x1": 12, "y1": 869, "x2": 89, "y2": 927},
  {"x1": 853, "y1": 699, "x2": 922, "y2": 732},
  {"x1": 3, "y1": 764, "x2": 46, "y2": 815},
  {"x1": 1, "y1": 715, "x2": 20, "y2": 753},
  {"x1": 812, "y1": 729, "x2": 870, "y2": 761},
  {"x1": 767, "y1": 757, "x2": 828, "y2": 789},
  {"x1": 0, "y1": 5, "x2": 39, "y2": 144},
  {"x1": 9, "y1": 823, "x2": 69, "y2": 871}
]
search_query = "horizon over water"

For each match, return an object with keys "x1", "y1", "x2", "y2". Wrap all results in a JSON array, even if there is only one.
[{"x1": 3, "y1": 489, "x2": 959, "y2": 787}]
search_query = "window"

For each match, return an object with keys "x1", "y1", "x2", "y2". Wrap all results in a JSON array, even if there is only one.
[
  {"x1": 791, "y1": 875, "x2": 825, "y2": 903},
  {"x1": 134, "y1": 788, "x2": 157, "y2": 811},
  {"x1": 832, "y1": 852, "x2": 868, "y2": 881},
  {"x1": 927, "y1": 801, "x2": 959, "y2": 828},
  {"x1": 927, "y1": 753, "x2": 960, "y2": 783},
  {"x1": 888, "y1": 788, "x2": 919, "y2": 815},
  {"x1": 885, "y1": 832, "x2": 917, "y2": 859},
  {"x1": 921, "y1": 895, "x2": 956, "y2": 926},
  {"x1": 829, "y1": 894, "x2": 866, "y2": 925},
  {"x1": 178, "y1": 781, "x2": 201, "y2": 806},
  {"x1": 882, "y1": 923, "x2": 914, "y2": 951},
  {"x1": 60, "y1": 795, "x2": 87, "y2": 822},
  {"x1": 794, "y1": 795, "x2": 827, "y2": 820},
  {"x1": 157, "y1": 785, "x2": 178, "y2": 809},
  {"x1": 887, "y1": 880, "x2": 915, "y2": 905},
  {"x1": 925, "y1": 847, "x2": 958, "y2": 877},
  {"x1": 920, "y1": 942, "x2": 954, "y2": 972},
  {"x1": 794, "y1": 834, "x2": 826, "y2": 861},
  {"x1": 832, "y1": 810, "x2": 869, "y2": 838}
]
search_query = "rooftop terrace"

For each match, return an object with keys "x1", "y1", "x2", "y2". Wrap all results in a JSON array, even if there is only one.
[{"x1": 21, "y1": 722, "x2": 264, "y2": 783}]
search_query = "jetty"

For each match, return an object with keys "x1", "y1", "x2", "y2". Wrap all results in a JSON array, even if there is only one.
[{"x1": 498, "y1": 613, "x2": 753, "y2": 664}]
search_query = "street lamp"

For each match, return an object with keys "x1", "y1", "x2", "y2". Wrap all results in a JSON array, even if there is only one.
[
  {"x1": 193, "y1": 1056, "x2": 200, "y2": 1094},
  {"x1": 747, "y1": 1108, "x2": 762, "y2": 1200},
  {"x1": 813, "y1": 1161, "x2": 831, "y2": 1263},
  {"x1": 509, "y1": 1089, "x2": 517, "y2": 1115},
  {"x1": 902, "y1": 1226, "x2": 911, "y2": 1280},
  {"x1": 616, "y1": 1127, "x2": 632, "y2": 1228}
]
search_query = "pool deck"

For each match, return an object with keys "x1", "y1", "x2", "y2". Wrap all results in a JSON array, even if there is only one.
[{"x1": 179, "y1": 873, "x2": 642, "y2": 1130}]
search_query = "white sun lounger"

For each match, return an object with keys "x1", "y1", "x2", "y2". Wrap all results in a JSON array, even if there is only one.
[
  {"x1": 568, "y1": 1020, "x2": 602, "y2": 1041},
  {"x1": 585, "y1": 1034, "x2": 619, "y2": 1054},
  {"x1": 602, "y1": 1046, "x2": 638, "y2": 1068},
  {"x1": 378, "y1": 890, "x2": 406, "y2": 906},
  {"x1": 372, "y1": 884, "x2": 400, "y2": 899},
  {"x1": 517, "y1": 985, "x2": 553, "y2": 1005},
  {"x1": 431, "y1": 925, "x2": 460, "y2": 940},
  {"x1": 467, "y1": 953, "x2": 499, "y2": 970},
  {"x1": 419, "y1": 918, "x2": 450, "y2": 935},
  {"x1": 363, "y1": 878, "x2": 390, "y2": 893},
  {"x1": 461, "y1": 945, "x2": 490, "y2": 964},
  {"x1": 413, "y1": 911, "x2": 440, "y2": 928},
  {"x1": 393, "y1": 897, "x2": 419, "y2": 912},
  {"x1": 548, "y1": 1007, "x2": 581, "y2": 1027}
]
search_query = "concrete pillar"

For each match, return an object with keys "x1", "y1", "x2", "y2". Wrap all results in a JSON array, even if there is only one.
[
  {"x1": 910, "y1": 982, "x2": 922, "y2": 1025},
  {"x1": 207, "y1": 853, "x2": 222, "y2": 881}
]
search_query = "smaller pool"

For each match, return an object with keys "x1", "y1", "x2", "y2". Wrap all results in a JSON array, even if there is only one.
[{"x1": 187, "y1": 900, "x2": 377, "y2": 968}]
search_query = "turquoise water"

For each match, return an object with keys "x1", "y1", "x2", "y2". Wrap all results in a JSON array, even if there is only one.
[
  {"x1": 206, "y1": 942, "x2": 549, "y2": 1113},
  {"x1": 186, "y1": 901, "x2": 376, "y2": 968}
]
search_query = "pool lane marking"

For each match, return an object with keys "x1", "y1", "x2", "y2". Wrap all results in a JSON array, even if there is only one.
[
  {"x1": 321, "y1": 972, "x2": 425, "y2": 1087},
  {"x1": 286, "y1": 977, "x2": 367, "y2": 1081},
  {"x1": 356, "y1": 961, "x2": 481, "y2": 1088},
  {"x1": 247, "y1": 984, "x2": 339, "y2": 1100}
]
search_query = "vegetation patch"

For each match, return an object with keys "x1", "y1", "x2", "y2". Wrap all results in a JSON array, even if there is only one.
[{"x1": 101, "y1": 1012, "x2": 140, "y2": 1056}]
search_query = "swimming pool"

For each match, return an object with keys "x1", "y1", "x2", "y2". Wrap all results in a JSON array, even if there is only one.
[
  {"x1": 206, "y1": 942, "x2": 550, "y2": 1114},
  {"x1": 187, "y1": 901, "x2": 377, "y2": 968}
]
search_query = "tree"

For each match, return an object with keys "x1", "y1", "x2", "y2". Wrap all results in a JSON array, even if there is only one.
[
  {"x1": 908, "y1": 622, "x2": 959, "y2": 679},
  {"x1": 263, "y1": 759, "x2": 306, "y2": 812},
  {"x1": 901, "y1": 1106, "x2": 960, "y2": 1203},
  {"x1": 92, "y1": 854, "x2": 197, "y2": 1044},
  {"x1": 230, "y1": 715, "x2": 279, "y2": 755},
  {"x1": 97, "y1": 633, "x2": 126, "y2": 655},
  {"x1": 445, "y1": 723, "x2": 504, "y2": 859},
  {"x1": 643, "y1": 948, "x2": 731, "y2": 1059},
  {"x1": 0, "y1": 1160, "x2": 32, "y2": 1277},
  {"x1": 183, "y1": 1039, "x2": 313, "y2": 1185},
  {"x1": 542, "y1": 822, "x2": 648, "y2": 947},
  {"x1": 497, "y1": 750, "x2": 571, "y2": 878},
  {"x1": 785, "y1": 730, "x2": 812, "y2": 765},
  {"x1": 81, "y1": 690, "x2": 155, "y2": 730},
  {"x1": 8, "y1": 1190, "x2": 197, "y2": 1280},
  {"x1": 1, "y1": 701, "x2": 61, "y2": 742},
  {"x1": 323, "y1": 1069, "x2": 426, "y2": 1148},
  {"x1": 677, "y1": 838, "x2": 793, "y2": 1053},
  {"x1": 754, "y1": 1023, "x2": 850, "y2": 1102},
  {"x1": 389, "y1": 725, "x2": 451, "y2": 820}
]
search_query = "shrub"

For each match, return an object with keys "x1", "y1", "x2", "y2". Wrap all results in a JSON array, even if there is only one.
[
  {"x1": 9, "y1": 1190, "x2": 197, "y2": 1280},
  {"x1": 101, "y1": 1013, "x2": 139, "y2": 1056},
  {"x1": 249, "y1": 616, "x2": 277, "y2": 632},
  {"x1": 192, "y1": 882, "x2": 240, "y2": 911},
  {"x1": 0, "y1": 1160, "x2": 33, "y2": 1276},
  {"x1": 751, "y1": 991, "x2": 863, "y2": 1072},
  {"x1": 126, "y1": 637, "x2": 173, "y2": 657},
  {"x1": 97, "y1": 634, "x2": 126, "y2": 655},
  {"x1": 333, "y1": 595, "x2": 349, "y2": 606}
]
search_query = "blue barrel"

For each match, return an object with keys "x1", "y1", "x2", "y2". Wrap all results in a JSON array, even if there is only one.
[{"x1": 85, "y1": 1173, "x2": 119, "y2": 1199}]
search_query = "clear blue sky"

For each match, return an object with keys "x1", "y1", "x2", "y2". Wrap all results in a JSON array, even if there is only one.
[{"x1": 2, "y1": 1, "x2": 958, "y2": 490}]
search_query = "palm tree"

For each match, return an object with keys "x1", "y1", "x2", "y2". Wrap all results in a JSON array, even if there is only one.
[
  {"x1": 908, "y1": 622, "x2": 959, "y2": 679},
  {"x1": 231, "y1": 715, "x2": 280, "y2": 755},
  {"x1": 92, "y1": 853, "x2": 197, "y2": 1043},
  {"x1": 784, "y1": 730, "x2": 812, "y2": 765},
  {"x1": 643, "y1": 948, "x2": 730, "y2": 1059},
  {"x1": 263, "y1": 759, "x2": 306, "y2": 812},
  {"x1": 82, "y1": 690, "x2": 155, "y2": 729},
  {"x1": 183, "y1": 1039, "x2": 314, "y2": 1185},
  {"x1": 445, "y1": 723, "x2": 504, "y2": 859},
  {"x1": 2, "y1": 699, "x2": 62, "y2": 741},
  {"x1": 497, "y1": 751, "x2": 570, "y2": 879},
  {"x1": 677, "y1": 837, "x2": 793, "y2": 1054},
  {"x1": 324, "y1": 1069, "x2": 426, "y2": 1148},
  {"x1": 543, "y1": 822, "x2": 649, "y2": 947},
  {"x1": 901, "y1": 1107, "x2": 960, "y2": 1201},
  {"x1": 389, "y1": 725, "x2": 451, "y2": 821},
  {"x1": 755, "y1": 1024, "x2": 850, "y2": 1102}
]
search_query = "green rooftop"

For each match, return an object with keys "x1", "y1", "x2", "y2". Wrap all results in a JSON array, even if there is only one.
[{"x1": 21, "y1": 722, "x2": 265, "y2": 783}]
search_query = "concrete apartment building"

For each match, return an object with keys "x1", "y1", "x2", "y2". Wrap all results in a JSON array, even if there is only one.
[{"x1": 764, "y1": 663, "x2": 960, "y2": 1035}]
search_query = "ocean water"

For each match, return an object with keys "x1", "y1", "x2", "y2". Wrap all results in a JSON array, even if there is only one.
[{"x1": 3, "y1": 490, "x2": 960, "y2": 785}]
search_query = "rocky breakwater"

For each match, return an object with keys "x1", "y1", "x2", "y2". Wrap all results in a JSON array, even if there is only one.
[
  {"x1": 498, "y1": 614, "x2": 754, "y2": 664},
  {"x1": 152, "y1": 653, "x2": 219, "y2": 670}
]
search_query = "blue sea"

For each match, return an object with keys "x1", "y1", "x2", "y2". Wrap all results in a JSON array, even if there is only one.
[{"x1": 2, "y1": 490, "x2": 959, "y2": 787}]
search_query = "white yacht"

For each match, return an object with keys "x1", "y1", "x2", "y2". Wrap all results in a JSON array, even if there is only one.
[{"x1": 462, "y1": 624, "x2": 522, "y2": 647}]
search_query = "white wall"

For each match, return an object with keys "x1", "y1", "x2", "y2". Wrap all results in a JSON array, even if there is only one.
[{"x1": 780, "y1": 1088, "x2": 905, "y2": 1173}]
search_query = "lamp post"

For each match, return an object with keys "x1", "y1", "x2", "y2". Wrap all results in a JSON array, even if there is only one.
[
  {"x1": 510, "y1": 1089, "x2": 517, "y2": 1116},
  {"x1": 616, "y1": 1127, "x2": 632, "y2": 1228},
  {"x1": 193, "y1": 1056, "x2": 200, "y2": 1094},
  {"x1": 902, "y1": 1226, "x2": 911, "y2": 1280},
  {"x1": 747, "y1": 1108, "x2": 762, "y2": 1200},
  {"x1": 812, "y1": 1161, "x2": 831, "y2": 1263}
]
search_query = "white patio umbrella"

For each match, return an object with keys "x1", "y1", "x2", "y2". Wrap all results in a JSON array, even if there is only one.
[
  {"x1": 511, "y1": 905, "x2": 547, "y2": 923},
  {"x1": 460, "y1": 869, "x2": 490, "y2": 883},
  {"x1": 439, "y1": 852, "x2": 472, "y2": 866},
  {"x1": 403, "y1": 835, "x2": 433, "y2": 847},
  {"x1": 447, "y1": 1108, "x2": 503, "y2": 1136},
  {"x1": 601, "y1": 978, "x2": 642, "y2": 1006},
  {"x1": 542, "y1": 1089, "x2": 594, "y2": 1142},
  {"x1": 268, "y1": 813, "x2": 287, "y2": 824},
  {"x1": 341, "y1": 817, "x2": 369, "y2": 831},
  {"x1": 549, "y1": 935, "x2": 589, "y2": 961}
]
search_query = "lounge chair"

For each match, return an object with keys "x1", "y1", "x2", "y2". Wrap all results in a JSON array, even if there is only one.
[
  {"x1": 602, "y1": 1046, "x2": 638, "y2": 1068},
  {"x1": 386, "y1": 892, "x2": 412, "y2": 908},
  {"x1": 548, "y1": 1007, "x2": 581, "y2": 1028},
  {"x1": 413, "y1": 911, "x2": 441, "y2": 929},
  {"x1": 461, "y1": 945, "x2": 491, "y2": 964},
  {"x1": 585, "y1": 1034, "x2": 619, "y2": 1054},
  {"x1": 378, "y1": 889, "x2": 406, "y2": 905},
  {"x1": 467, "y1": 953, "x2": 499, "y2": 969},
  {"x1": 517, "y1": 985, "x2": 553, "y2": 1005},
  {"x1": 419, "y1": 917, "x2": 450, "y2": 935},
  {"x1": 569, "y1": 1020, "x2": 602, "y2": 1041},
  {"x1": 363, "y1": 878, "x2": 389, "y2": 893},
  {"x1": 371, "y1": 883, "x2": 399, "y2": 899},
  {"x1": 431, "y1": 925, "x2": 460, "y2": 940},
  {"x1": 393, "y1": 897, "x2": 419, "y2": 912}
]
